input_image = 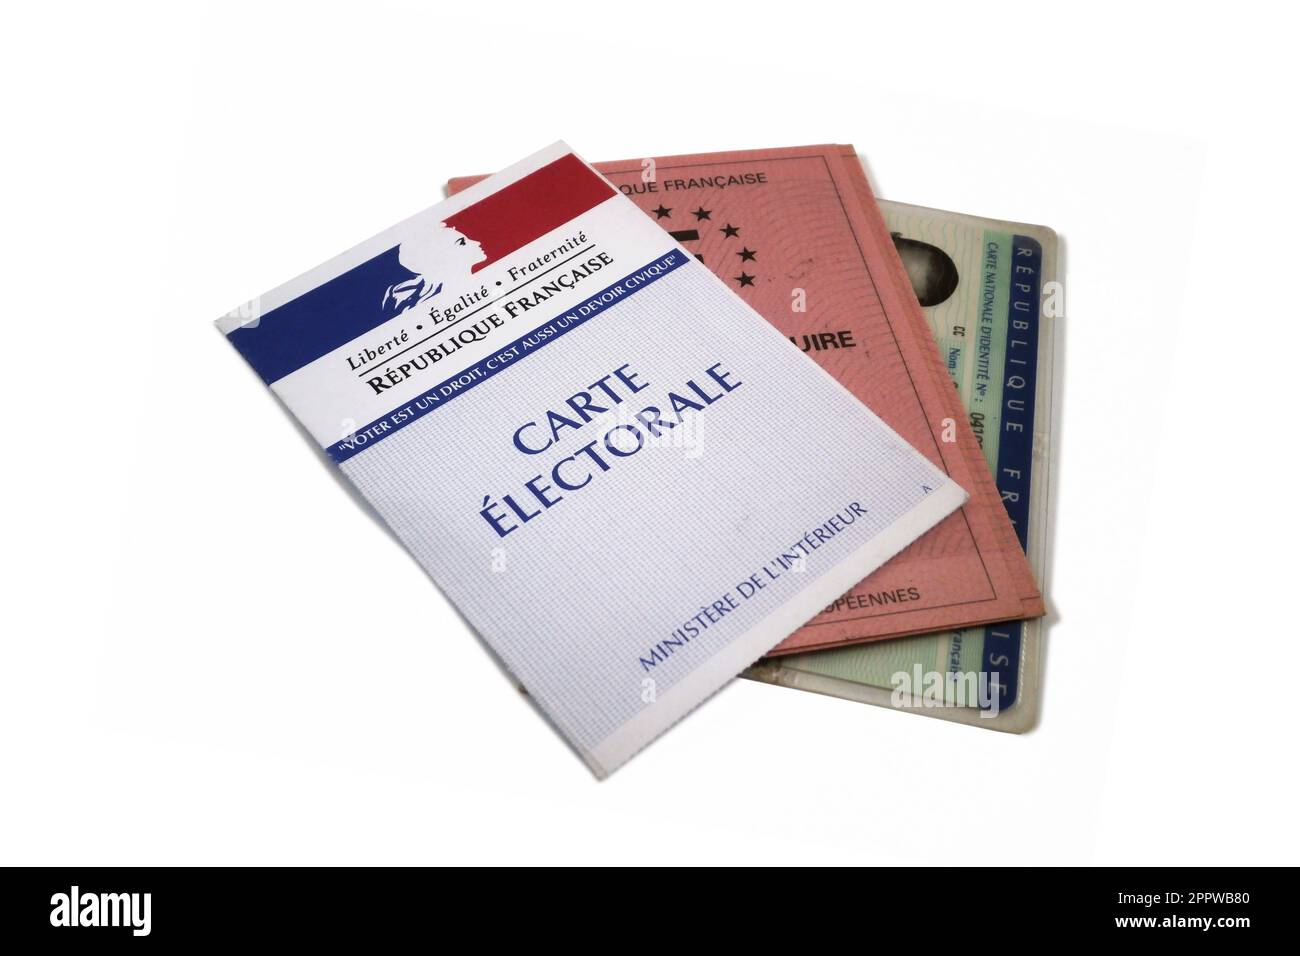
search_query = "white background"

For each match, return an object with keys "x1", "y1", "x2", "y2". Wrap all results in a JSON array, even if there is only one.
[{"x1": 3, "y1": 1, "x2": 1296, "y2": 865}]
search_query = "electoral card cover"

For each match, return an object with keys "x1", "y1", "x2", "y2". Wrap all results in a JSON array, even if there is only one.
[{"x1": 219, "y1": 142, "x2": 966, "y2": 776}]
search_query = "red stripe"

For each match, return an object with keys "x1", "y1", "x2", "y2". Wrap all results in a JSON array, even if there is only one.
[{"x1": 443, "y1": 153, "x2": 615, "y2": 273}]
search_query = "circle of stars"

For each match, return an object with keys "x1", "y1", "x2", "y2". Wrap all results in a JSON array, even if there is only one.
[{"x1": 646, "y1": 203, "x2": 758, "y2": 290}]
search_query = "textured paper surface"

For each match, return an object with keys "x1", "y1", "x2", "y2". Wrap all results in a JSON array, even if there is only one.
[
  {"x1": 449, "y1": 145, "x2": 1042, "y2": 654},
  {"x1": 222, "y1": 143, "x2": 966, "y2": 775}
]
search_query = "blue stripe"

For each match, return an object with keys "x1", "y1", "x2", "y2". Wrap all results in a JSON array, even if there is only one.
[
  {"x1": 229, "y1": 246, "x2": 417, "y2": 385},
  {"x1": 327, "y1": 249, "x2": 689, "y2": 464},
  {"x1": 993, "y1": 234, "x2": 1042, "y2": 551},
  {"x1": 980, "y1": 233, "x2": 1043, "y2": 710}
]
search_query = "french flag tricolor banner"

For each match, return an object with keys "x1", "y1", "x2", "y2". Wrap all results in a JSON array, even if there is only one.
[{"x1": 226, "y1": 152, "x2": 615, "y2": 387}]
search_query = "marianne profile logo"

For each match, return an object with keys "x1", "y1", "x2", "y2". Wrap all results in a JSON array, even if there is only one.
[
  {"x1": 49, "y1": 885, "x2": 151, "y2": 937},
  {"x1": 381, "y1": 223, "x2": 486, "y2": 317}
]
